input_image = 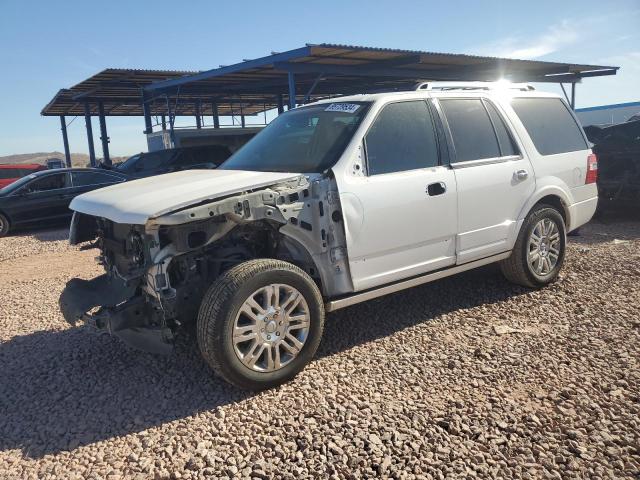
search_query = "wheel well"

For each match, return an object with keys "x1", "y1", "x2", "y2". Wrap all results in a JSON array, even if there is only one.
[
  {"x1": 0, "y1": 209, "x2": 10, "y2": 224},
  {"x1": 533, "y1": 195, "x2": 569, "y2": 226}
]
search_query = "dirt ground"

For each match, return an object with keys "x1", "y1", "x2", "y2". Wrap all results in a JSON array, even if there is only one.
[{"x1": 0, "y1": 219, "x2": 638, "y2": 479}]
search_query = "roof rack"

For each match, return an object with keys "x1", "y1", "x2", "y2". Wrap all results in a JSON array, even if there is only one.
[{"x1": 413, "y1": 81, "x2": 535, "y2": 92}]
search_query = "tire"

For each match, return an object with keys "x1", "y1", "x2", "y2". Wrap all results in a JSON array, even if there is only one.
[
  {"x1": 500, "y1": 205, "x2": 566, "y2": 288},
  {"x1": 0, "y1": 213, "x2": 9, "y2": 238},
  {"x1": 197, "y1": 259, "x2": 325, "y2": 390}
]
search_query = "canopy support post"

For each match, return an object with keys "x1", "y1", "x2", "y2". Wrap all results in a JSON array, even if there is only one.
[
  {"x1": 277, "y1": 94, "x2": 284, "y2": 115},
  {"x1": 570, "y1": 82, "x2": 576, "y2": 110},
  {"x1": 83, "y1": 102, "x2": 97, "y2": 167},
  {"x1": 195, "y1": 100, "x2": 202, "y2": 129},
  {"x1": 287, "y1": 72, "x2": 296, "y2": 109},
  {"x1": 212, "y1": 101, "x2": 220, "y2": 128},
  {"x1": 166, "y1": 95, "x2": 175, "y2": 147},
  {"x1": 59, "y1": 116, "x2": 71, "y2": 168},
  {"x1": 98, "y1": 101, "x2": 111, "y2": 166},
  {"x1": 142, "y1": 91, "x2": 153, "y2": 135}
]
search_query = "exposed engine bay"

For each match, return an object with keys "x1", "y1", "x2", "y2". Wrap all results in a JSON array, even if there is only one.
[{"x1": 59, "y1": 174, "x2": 352, "y2": 353}]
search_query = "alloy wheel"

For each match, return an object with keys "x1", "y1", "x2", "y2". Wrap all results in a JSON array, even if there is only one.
[{"x1": 232, "y1": 284, "x2": 310, "y2": 372}]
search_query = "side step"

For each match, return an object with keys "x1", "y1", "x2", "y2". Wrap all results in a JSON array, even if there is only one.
[{"x1": 325, "y1": 252, "x2": 511, "y2": 312}]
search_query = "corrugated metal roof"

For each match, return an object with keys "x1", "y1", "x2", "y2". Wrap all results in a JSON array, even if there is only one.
[{"x1": 42, "y1": 44, "x2": 619, "y2": 117}]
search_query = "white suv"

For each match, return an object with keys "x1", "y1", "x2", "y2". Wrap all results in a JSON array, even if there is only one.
[{"x1": 60, "y1": 83, "x2": 598, "y2": 390}]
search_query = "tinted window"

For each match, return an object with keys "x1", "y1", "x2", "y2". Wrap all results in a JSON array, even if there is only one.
[
  {"x1": 484, "y1": 100, "x2": 518, "y2": 156},
  {"x1": 173, "y1": 146, "x2": 230, "y2": 168},
  {"x1": 72, "y1": 171, "x2": 121, "y2": 186},
  {"x1": 117, "y1": 150, "x2": 175, "y2": 172},
  {"x1": 24, "y1": 173, "x2": 70, "y2": 193},
  {"x1": 511, "y1": 98, "x2": 588, "y2": 155},
  {"x1": 365, "y1": 101, "x2": 439, "y2": 175},
  {"x1": 221, "y1": 102, "x2": 370, "y2": 173},
  {"x1": 200, "y1": 145, "x2": 232, "y2": 164},
  {"x1": 441, "y1": 99, "x2": 500, "y2": 162}
]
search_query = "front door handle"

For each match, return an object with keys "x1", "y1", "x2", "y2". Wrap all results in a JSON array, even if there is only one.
[
  {"x1": 427, "y1": 182, "x2": 446, "y2": 196},
  {"x1": 515, "y1": 169, "x2": 529, "y2": 180}
]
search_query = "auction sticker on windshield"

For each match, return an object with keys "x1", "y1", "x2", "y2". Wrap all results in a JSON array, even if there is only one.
[{"x1": 325, "y1": 103, "x2": 360, "y2": 113}]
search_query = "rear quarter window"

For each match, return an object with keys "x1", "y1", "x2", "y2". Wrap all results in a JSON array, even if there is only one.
[{"x1": 511, "y1": 98, "x2": 588, "y2": 155}]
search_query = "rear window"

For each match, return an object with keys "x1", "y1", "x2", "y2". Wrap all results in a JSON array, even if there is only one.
[{"x1": 511, "y1": 98, "x2": 588, "y2": 155}]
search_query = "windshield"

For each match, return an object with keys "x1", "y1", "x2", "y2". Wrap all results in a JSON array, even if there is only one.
[
  {"x1": 220, "y1": 102, "x2": 370, "y2": 173},
  {"x1": 0, "y1": 173, "x2": 38, "y2": 195},
  {"x1": 116, "y1": 150, "x2": 177, "y2": 172}
]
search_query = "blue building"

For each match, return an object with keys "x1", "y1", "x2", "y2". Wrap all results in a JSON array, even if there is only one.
[{"x1": 576, "y1": 101, "x2": 640, "y2": 126}]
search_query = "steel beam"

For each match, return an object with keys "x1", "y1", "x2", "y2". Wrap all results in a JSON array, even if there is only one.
[
  {"x1": 145, "y1": 46, "x2": 313, "y2": 92},
  {"x1": 161, "y1": 115, "x2": 167, "y2": 130},
  {"x1": 83, "y1": 103, "x2": 97, "y2": 167},
  {"x1": 288, "y1": 72, "x2": 296, "y2": 109},
  {"x1": 59, "y1": 116, "x2": 71, "y2": 168},
  {"x1": 97, "y1": 102, "x2": 111, "y2": 166},
  {"x1": 570, "y1": 82, "x2": 576, "y2": 109}
]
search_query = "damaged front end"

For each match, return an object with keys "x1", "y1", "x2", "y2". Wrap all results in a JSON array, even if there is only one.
[
  {"x1": 60, "y1": 274, "x2": 174, "y2": 354},
  {"x1": 60, "y1": 173, "x2": 352, "y2": 354}
]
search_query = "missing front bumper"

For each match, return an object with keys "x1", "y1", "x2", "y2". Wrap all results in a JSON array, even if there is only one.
[{"x1": 59, "y1": 274, "x2": 174, "y2": 355}]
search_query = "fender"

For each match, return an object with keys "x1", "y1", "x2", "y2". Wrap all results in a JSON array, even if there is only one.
[{"x1": 516, "y1": 178, "x2": 574, "y2": 237}]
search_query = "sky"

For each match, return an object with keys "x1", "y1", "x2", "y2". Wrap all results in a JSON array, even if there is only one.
[{"x1": 0, "y1": 0, "x2": 638, "y2": 157}]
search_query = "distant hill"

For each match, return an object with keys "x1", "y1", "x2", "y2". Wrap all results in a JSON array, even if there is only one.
[{"x1": 0, "y1": 152, "x2": 127, "y2": 168}]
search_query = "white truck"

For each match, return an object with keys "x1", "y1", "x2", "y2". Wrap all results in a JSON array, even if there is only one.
[{"x1": 60, "y1": 83, "x2": 598, "y2": 390}]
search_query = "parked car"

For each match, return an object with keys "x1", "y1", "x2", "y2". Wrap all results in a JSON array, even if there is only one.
[
  {"x1": 61, "y1": 85, "x2": 598, "y2": 390},
  {"x1": 584, "y1": 118, "x2": 640, "y2": 209},
  {"x1": 0, "y1": 168, "x2": 127, "y2": 237},
  {"x1": 0, "y1": 163, "x2": 47, "y2": 188},
  {"x1": 108, "y1": 144, "x2": 232, "y2": 178},
  {"x1": 46, "y1": 157, "x2": 65, "y2": 169}
]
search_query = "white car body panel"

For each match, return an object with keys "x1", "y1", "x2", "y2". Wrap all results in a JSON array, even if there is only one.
[
  {"x1": 69, "y1": 169, "x2": 301, "y2": 224},
  {"x1": 337, "y1": 165, "x2": 457, "y2": 291},
  {"x1": 329, "y1": 88, "x2": 597, "y2": 292}
]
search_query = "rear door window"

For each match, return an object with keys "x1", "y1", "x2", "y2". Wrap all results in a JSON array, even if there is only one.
[
  {"x1": 365, "y1": 100, "x2": 439, "y2": 175},
  {"x1": 440, "y1": 99, "x2": 501, "y2": 162},
  {"x1": 24, "y1": 173, "x2": 70, "y2": 193},
  {"x1": 484, "y1": 100, "x2": 519, "y2": 157},
  {"x1": 511, "y1": 98, "x2": 588, "y2": 155},
  {"x1": 72, "y1": 171, "x2": 122, "y2": 186}
]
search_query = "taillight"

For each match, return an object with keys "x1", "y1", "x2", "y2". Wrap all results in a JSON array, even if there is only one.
[{"x1": 586, "y1": 154, "x2": 598, "y2": 184}]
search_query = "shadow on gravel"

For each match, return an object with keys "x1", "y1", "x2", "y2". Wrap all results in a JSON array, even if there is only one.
[
  {"x1": 318, "y1": 265, "x2": 526, "y2": 359},
  {"x1": 0, "y1": 265, "x2": 527, "y2": 459}
]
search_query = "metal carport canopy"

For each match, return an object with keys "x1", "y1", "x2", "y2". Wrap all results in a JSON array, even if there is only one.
[
  {"x1": 144, "y1": 43, "x2": 619, "y2": 107},
  {"x1": 40, "y1": 43, "x2": 618, "y2": 169}
]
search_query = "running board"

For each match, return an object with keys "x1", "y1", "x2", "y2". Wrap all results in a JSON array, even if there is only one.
[{"x1": 325, "y1": 252, "x2": 511, "y2": 312}]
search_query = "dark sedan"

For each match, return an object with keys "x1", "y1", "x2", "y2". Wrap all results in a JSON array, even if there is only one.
[
  {"x1": 109, "y1": 144, "x2": 232, "y2": 178},
  {"x1": 0, "y1": 168, "x2": 127, "y2": 237}
]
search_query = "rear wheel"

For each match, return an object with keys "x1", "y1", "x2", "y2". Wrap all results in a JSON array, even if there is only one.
[
  {"x1": 0, "y1": 213, "x2": 9, "y2": 237},
  {"x1": 197, "y1": 259, "x2": 324, "y2": 390},
  {"x1": 500, "y1": 205, "x2": 566, "y2": 288}
]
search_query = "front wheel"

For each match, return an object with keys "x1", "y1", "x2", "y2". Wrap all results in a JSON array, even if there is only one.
[
  {"x1": 500, "y1": 205, "x2": 566, "y2": 288},
  {"x1": 197, "y1": 259, "x2": 325, "y2": 390},
  {"x1": 0, "y1": 213, "x2": 9, "y2": 237}
]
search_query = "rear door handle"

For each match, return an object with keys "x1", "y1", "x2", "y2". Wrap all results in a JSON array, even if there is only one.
[
  {"x1": 515, "y1": 169, "x2": 529, "y2": 180},
  {"x1": 427, "y1": 182, "x2": 446, "y2": 196}
]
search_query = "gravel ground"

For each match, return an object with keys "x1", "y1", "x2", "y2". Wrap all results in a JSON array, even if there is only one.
[{"x1": 0, "y1": 219, "x2": 638, "y2": 479}]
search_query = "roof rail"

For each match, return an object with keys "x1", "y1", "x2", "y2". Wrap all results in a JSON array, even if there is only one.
[{"x1": 413, "y1": 81, "x2": 535, "y2": 92}]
